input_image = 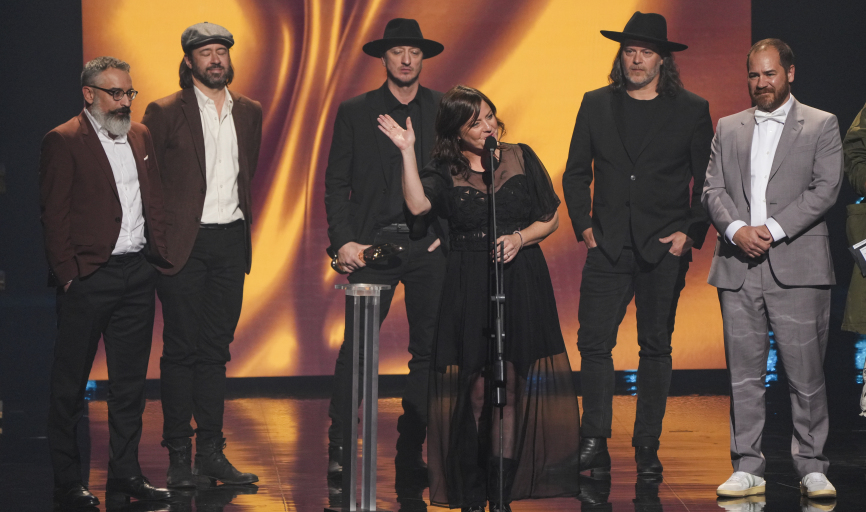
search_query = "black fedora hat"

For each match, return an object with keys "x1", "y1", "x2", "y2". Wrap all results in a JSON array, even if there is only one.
[
  {"x1": 600, "y1": 12, "x2": 687, "y2": 52},
  {"x1": 363, "y1": 18, "x2": 444, "y2": 58}
]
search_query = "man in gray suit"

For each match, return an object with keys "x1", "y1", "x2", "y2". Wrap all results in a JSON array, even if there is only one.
[{"x1": 703, "y1": 39, "x2": 842, "y2": 500}]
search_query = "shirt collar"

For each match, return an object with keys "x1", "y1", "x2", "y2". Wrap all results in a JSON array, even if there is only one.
[
  {"x1": 383, "y1": 83, "x2": 419, "y2": 112},
  {"x1": 193, "y1": 84, "x2": 233, "y2": 115},
  {"x1": 84, "y1": 107, "x2": 128, "y2": 143}
]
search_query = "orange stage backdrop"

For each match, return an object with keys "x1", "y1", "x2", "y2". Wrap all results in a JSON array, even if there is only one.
[{"x1": 82, "y1": 0, "x2": 751, "y2": 379}]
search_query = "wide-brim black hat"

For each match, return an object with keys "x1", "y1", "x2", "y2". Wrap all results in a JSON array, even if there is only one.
[
  {"x1": 363, "y1": 18, "x2": 444, "y2": 58},
  {"x1": 600, "y1": 11, "x2": 687, "y2": 52}
]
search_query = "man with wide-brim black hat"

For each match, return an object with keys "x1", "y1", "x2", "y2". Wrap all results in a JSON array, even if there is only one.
[
  {"x1": 323, "y1": 17, "x2": 447, "y2": 484},
  {"x1": 562, "y1": 11, "x2": 713, "y2": 478}
]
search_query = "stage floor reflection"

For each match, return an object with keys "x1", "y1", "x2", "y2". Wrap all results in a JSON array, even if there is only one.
[{"x1": 20, "y1": 390, "x2": 861, "y2": 511}]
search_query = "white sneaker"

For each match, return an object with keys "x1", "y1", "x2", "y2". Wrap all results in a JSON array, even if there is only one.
[
  {"x1": 717, "y1": 471, "x2": 766, "y2": 497},
  {"x1": 800, "y1": 472, "x2": 836, "y2": 498}
]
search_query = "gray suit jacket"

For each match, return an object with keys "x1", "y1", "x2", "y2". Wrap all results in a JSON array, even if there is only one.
[{"x1": 702, "y1": 98, "x2": 843, "y2": 289}]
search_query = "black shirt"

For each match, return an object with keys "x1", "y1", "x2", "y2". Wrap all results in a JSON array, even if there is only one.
[
  {"x1": 621, "y1": 93, "x2": 663, "y2": 161},
  {"x1": 376, "y1": 86, "x2": 424, "y2": 228}
]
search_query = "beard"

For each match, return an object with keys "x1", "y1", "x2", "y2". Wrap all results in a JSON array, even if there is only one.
[
  {"x1": 386, "y1": 66, "x2": 420, "y2": 88},
  {"x1": 90, "y1": 95, "x2": 131, "y2": 137},
  {"x1": 623, "y1": 60, "x2": 661, "y2": 88},
  {"x1": 751, "y1": 81, "x2": 790, "y2": 112},
  {"x1": 192, "y1": 61, "x2": 233, "y2": 89}
]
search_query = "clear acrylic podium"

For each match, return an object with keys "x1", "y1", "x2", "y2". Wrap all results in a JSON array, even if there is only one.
[{"x1": 326, "y1": 284, "x2": 391, "y2": 512}]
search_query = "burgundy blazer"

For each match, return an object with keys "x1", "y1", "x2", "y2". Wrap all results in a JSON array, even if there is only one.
[
  {"x1": 39, "y1": 111, "x2": 171, "y2": 285},
  {"x1": 142, "y1": 88, "x2": 263, "y2": 274}
]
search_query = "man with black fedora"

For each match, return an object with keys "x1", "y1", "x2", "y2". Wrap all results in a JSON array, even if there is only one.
[
  {"x1": 142, "y1": 21, "x2": 262, "y2": 487},
  {"x1": 323, "y1": 18, "x2": 446, "y2": 479},
  {"x1": 562, "y1": 11, "x2": 713, "y2": 476}
]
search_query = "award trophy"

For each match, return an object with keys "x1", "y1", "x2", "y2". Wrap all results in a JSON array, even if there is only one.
[{"x1": 329, "y1": 243, "x2": 405, "y2": 274}]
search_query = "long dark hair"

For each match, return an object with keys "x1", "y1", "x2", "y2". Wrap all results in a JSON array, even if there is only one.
[
  {"x1": 431, "y1": 85, "x2": 506, "y2": 179},
  {"x1": 608, "y1": 46, "x2": 683, "y2": 97},
  {"x1": 179, "y1": 54, "x2": 235, "y2": 89}
]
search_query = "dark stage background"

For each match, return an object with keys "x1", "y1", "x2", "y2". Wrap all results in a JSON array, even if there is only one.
[{"x1": 1, "y1": 0, "x2": 865, "y2": 441}]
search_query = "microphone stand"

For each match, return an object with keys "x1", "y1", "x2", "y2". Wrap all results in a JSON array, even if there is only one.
[{"x1": 486, "y1": 137, "x2": 506, "y2": 509}]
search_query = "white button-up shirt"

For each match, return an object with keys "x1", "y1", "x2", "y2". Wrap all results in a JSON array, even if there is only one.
[
  {"x1": 725, "y1": 94, "x2": 793, "y2": 244},
  {"x1": 84, "y1": 108, "x2": 146, "y2": 255},
  {"x1": 193, "y1": 85, "x2": 243, "y2": 224}
]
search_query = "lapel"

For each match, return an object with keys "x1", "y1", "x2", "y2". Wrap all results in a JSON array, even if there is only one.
[
  {"x1": 180, "y1": 87, "x2": 207, "y2": 183},
  {"x1": 417, "y1": 87, "x2": 435, "y2": 168},
  {"x1": 769, "y1": 98, "x2": 804, "y2": 181},
  {"x1": 230, "y1": 90, "x2": 249, "y2": 180},
  {"x1": 609, "y1": 91, "x2": 633, "y2": 163},
  {"x1": 736, "y1": 108, "x2": 756, "y2": 204},
  {"x1": 78, "y1": 111, "x2": 119, "y2": 201},
  {"x1": 367, "y1": 83, "x2": 398, "y2": 185}
]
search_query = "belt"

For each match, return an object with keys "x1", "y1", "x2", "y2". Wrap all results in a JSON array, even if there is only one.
[
  {"x1": 110, "y1": 251, "x2": 143, "y2": 262},
  {"x1": 377, "y1": 223, "x2": 411, "y2": 233},
  {"x1": 200, "y1": 219, "x2": 244, "y2": 230}
]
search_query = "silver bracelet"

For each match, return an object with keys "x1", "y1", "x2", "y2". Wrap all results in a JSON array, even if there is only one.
[{"x1": 513, "y1": 230, "x2": 524, "y2": 249}]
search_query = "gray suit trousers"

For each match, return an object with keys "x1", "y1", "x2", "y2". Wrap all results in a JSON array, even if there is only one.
[{"x1": 719, "y1": 258, "x2": 830, "y2": 478}]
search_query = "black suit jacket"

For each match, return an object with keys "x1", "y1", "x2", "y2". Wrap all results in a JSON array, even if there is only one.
[
  {"x1": 562, "y1": 86, "x2": 713, "y2": 263},
  {"x1": 142, "y1": 88, "x2": 263, "y2": 274},
  {"x1": 324, "y1": 83, "x2": 444, "y2": 254}
]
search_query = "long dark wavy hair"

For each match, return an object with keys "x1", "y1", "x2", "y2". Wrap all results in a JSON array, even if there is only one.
[
  {"x1": 431, "y1": 85, "x2": 506, "y2": 179},
  {"x1": 608, "y1": 45, "x2": 683, "y2": 97},
  {"x1": 179, "y1": 54, "x2": 235, "y2": 89}
]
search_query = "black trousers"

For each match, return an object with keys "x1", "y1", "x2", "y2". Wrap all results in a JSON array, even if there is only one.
[
  {"x1": 577, "y1": 247, "x2": 689, "y2": 448},
  {"x1": 328, "y1": 230, "x2": 446, "y2": 454},
  {"x1": 157, "y1": 223, "x2": 245, "y2": 441},
  {"x1": 48, "y1": 252, "x2": 157, "y2": 486}
]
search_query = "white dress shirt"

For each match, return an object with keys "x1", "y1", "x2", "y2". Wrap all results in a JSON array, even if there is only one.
[
  {"x1": 193, "y1": 85, "x2": 243, "y2": 224},
  {"x1": 84, "y1": 108, "x2": 146, "y2": 255},
  {"x1": 725, "y1": 94, "x2": 794, "y2": 244}
]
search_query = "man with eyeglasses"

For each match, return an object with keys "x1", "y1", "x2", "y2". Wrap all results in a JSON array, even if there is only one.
[
  {"x1": 142, "y1": 22, "x2": 262, "y2": 488},
  {"x1": 39, "y1": 56, "x2": 173, "y2": 507}
]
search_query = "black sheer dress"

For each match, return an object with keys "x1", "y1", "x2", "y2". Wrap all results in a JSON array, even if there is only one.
[{"x1": 422, "y1": 143, "x2": 580, "y2": 508}]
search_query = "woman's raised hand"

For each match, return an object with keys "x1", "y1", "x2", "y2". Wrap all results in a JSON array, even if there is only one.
[{"x1": 377, "y1": 114, "x2": 415, "y2": 151}]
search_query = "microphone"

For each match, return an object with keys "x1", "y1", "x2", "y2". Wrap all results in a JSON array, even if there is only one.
[{"x1": 484, "y1": 135, "x2": 497, "y2": 153}]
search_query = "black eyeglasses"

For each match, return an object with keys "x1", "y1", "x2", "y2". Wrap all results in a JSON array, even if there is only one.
[{"x1": 87, "y1": 85, "x2": 138, "y2": 101}]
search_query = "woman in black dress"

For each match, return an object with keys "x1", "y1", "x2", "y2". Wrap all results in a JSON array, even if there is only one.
[{"x1": 378, "y1": 85, "x2": 580, "y2": 512}]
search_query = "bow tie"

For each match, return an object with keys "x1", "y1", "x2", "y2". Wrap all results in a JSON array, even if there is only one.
[{"x1": 755, "y1": 109, "x2": 786, "y2": 124}]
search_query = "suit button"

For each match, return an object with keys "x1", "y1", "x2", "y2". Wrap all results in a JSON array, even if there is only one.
[
  {"x1": 382, "y1": 188, "x2": 387, "y2": 194},
  {"x1": 115, "y1": 217, "x2": 121, "y2": 222},
  {"x1": 626, "y1": 201, "x2": 630, "y2": 207},
  {"x1": 110, "y1": 243, "x2": 115, "y2": 249},
  {"x1": 630, "y1": 175, "x2": 636, "y2": 181},
  {"x1": 195, "y1": 216, "x2": 201, "y2": 222},
  {"x1": 200, "y1": 188, "x2": 205, "y2": 194}
]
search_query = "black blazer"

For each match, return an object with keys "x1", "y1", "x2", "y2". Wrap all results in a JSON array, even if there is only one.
[
  {"x1": 324, "y1": 83, "x2": 444, "y2": 254},
  {"x1": 562, "y1": 86, "x2": 713, "y2": 263}
]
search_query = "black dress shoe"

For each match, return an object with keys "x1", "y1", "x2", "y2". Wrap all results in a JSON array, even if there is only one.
[
  {"x1": 54, "y1": 482, "x2": 100, "y2": 508},
  {"x1": 105, "y1": 475, "x2": 173, "y2": 505},
  {"x1": 578, "y1": 437, "x2": 611, "y2": 475},
  {"x1": 635, "y1": 446, "x2": 663, "y2": 475}
]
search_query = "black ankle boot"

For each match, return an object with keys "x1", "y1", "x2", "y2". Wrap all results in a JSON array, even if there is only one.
[
  {"x1": 579, "y1": 437, "x2": 611, "y2": 475},
  {"x1": 162, "y1": 438, "x2": 195, "y2": 488},
  {"x1": 488, "y1": 457, "x2": 517, "y2": 512},
  {"x1": 635, "y1": 446, "x2": 663, "y2": 475},
  {"x1": 194, "y1": 436, "x2": 259, "y2": 485}
]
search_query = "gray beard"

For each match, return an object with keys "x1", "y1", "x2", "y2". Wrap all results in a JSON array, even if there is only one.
[
  {"x1": 624, "y1": 63, "x2": 660, "y2": 89},
  {"x1": 90, "y1": 106, "x2": 131, "y2": 137}
]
